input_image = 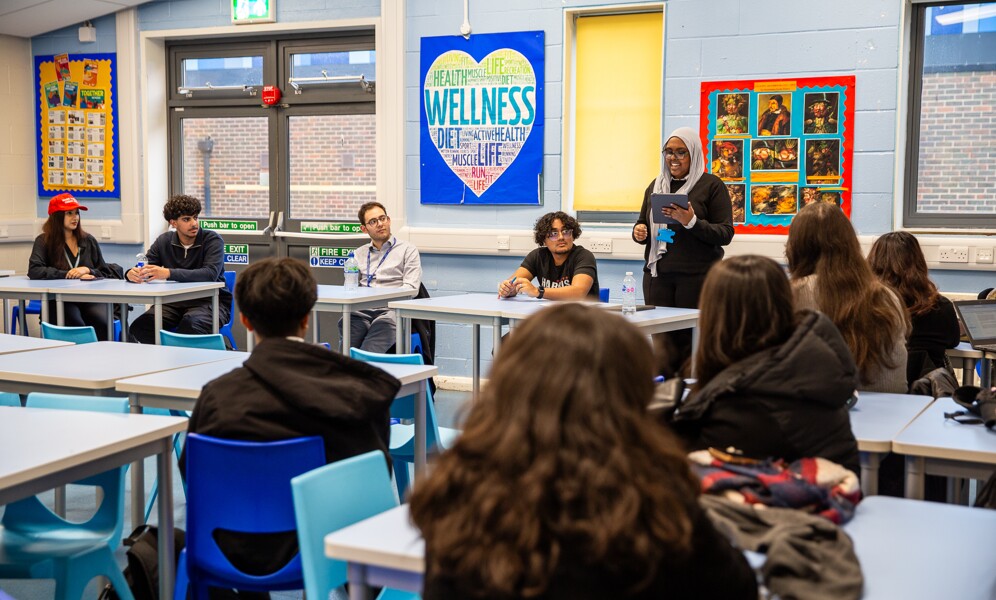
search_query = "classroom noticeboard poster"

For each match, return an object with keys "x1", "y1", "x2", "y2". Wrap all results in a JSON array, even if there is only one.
[
  {"x1": 34, "y1": 53, "x2": 119, "y2": 198},
  {"x1": 700, "y1": 75, "x2": 855, "y2": 234},
  {"x1": 420, "y1": 31, "x2": 544, "y2": 205}
]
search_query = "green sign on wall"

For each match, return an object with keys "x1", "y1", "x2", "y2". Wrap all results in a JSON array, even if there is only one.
[
  {"x1": 200, "y1": 219, "x2": 258, "y2": 232},
  {"x1": 232, "y1": 0, "x2": 275, "y2": 24},
  {"x1": 300, "y1": 222, "x2": 363, "y2": 234}
]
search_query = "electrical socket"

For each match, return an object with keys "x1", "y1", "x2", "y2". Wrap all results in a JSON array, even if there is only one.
[
  {"x1": 0, "y1": 226, "x2": 7, "y2": 238},
  {"x1": 978, "y1": 247, "x2": 994, "y2": 264},
  {"x1": 497, "y1": 235, "x2": 510, "y2": 250},
  {"x1": 588, "y1": 238, "x2": 613, "y2": 253},
  {"x1": 101, "y1": 226, "x2": 112, "y2": 239},
  {"x1": 939, "y1": 246, "x2": 969, "y2": 263}
]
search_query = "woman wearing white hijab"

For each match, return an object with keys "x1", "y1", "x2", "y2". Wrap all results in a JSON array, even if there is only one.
[{"x1": 632, "y1": 127, "x2": 734, "y2": 374}]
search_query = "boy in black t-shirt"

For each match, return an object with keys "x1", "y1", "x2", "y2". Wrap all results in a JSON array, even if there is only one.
[{"x1": 498, "y1": 211, "x2": 600, "y2": 300}]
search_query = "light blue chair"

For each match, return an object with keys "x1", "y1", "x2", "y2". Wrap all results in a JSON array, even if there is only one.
[
  {"x1": 175, "y1": 434, "x2": 325, "y2": 599},
  {"x1": 0, "y1": 392, "x2": 20, "y2": 407},
  {"x1": 10, "y1": 300, "x2": 41, "y2": 335},
  {"x1": 159, "y1": 330, "x2": 227, "y2": 351},
  {"x1": 219, "y1": 271, "x2": 238, "y2": 351},
  {"x1": 0, "y1": 393, "x2": 135, "y2": 600},
  {"x1": 349, "y1": 348, "x2": 460, "y2": 499},
  {"x1": 41, "y1": 322, "x2": 98, "y2": 344},
  {"x1": 291, "y1": 451, "x2": 419, "y2": 600}
]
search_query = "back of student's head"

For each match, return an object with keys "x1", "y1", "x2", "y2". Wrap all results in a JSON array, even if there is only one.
[
  {"x1": 785, "y1": 201, "x2": 865, "y2": 280},
  {"x1": 695, "y1": 255, "x2": 795, "y2": 387},
  {"x1": 867, "y1": 231, "x2": 939, "y2": 317},
  {"x1": 410, "y1": 303, "x2": 699, "y2": 597},
  {"x1": 235, "y1": 258, "x2": 317, "y2": 338}
]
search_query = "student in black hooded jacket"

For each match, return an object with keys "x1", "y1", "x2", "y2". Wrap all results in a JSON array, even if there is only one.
[{"x1": 669, "y1": 255, "x2": 860, "y2": 475}]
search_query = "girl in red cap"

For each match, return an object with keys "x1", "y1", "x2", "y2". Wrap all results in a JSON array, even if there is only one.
[{"x1": 27, "y1": 193, "x2": 121, "y2": 340}]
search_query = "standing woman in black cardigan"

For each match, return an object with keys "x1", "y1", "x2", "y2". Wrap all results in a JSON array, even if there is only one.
[
  {"x1": 28, "y1": 193, "x2": 119, "y2": 340},
  {"x1": 632, "y1": 127, "x2": 734, "y2": 373}
]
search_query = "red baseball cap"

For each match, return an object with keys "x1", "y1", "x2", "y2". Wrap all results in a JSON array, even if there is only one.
[{"x1": 48, "y1": 193, "x2": 88, "y2": 215}]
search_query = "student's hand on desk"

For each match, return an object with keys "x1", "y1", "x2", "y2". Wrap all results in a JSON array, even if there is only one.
[
  {"x1": 515, "y1": 278, "x2": 540, "y2": 298},
  {"x1": 66, "y1": 266, "x2": 90, "y2": 279},
  {"x1": 139, "y1": 265, "x2": 170, "y2": 281},
  {"x1": 498, "y1": 278, "x2": 518, "y2": 298},
  {"x1": 633, "y1": 223, "x2": 648, "y2": 242}
]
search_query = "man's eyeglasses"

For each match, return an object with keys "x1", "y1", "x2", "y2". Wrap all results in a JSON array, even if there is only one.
[
  {"x1": 365, "y1": 215, "x2": 390, "y2": 228},
  {"x1": 546, "y1": 229, "x2": 574, "y2": 241},
  {"x1": 663, "y1": 149, "x2": 689, "y2": 159}
]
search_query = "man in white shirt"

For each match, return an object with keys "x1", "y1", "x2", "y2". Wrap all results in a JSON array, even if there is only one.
[{"x1": 340, "y1": 202, "x2": 422, "y2": 353}]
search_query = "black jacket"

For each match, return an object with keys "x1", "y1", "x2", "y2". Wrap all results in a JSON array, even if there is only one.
[
  {"x1": 28, "y1": 233, "x2": 120, "y2": 280},
  {"x1": 182, "y1": 337, "x2": 399, "y2": 576},
  {"x1": 670, "y1": 311, "x2": 860, "y2": 474},
  {"x1": 134, "y1": 228, "x2": 232, "y2": 310},
  {"x1": 632, "y1": 173, "x2": 734, "y2": 275}
]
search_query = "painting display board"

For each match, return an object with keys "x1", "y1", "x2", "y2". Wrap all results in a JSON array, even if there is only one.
[
  {"x1": 700, "y1": 75, "x2": 855, "y2": 234},
  {"x1": 34, "y1": 53, "x2": 119, "y2": 198},
  {"x1": 420, "y1": 31, "x2": 544, "y2": 205}
]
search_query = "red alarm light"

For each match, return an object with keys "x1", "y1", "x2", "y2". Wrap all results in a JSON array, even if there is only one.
[{"x1": 262, "y1": 85, "x2": 282, "y2": 106}]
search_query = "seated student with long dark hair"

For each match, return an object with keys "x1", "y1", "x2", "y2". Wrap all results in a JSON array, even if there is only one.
[
  {"x1": 28, "y1": 193, "x2": 120, "y2": 339},
  {"x1": 410, "y1": 303, "x2": 756, "y2": 600},
  {"x1": 668, "y1": 255, "x2": 860, "y2": 475},
  {"x1": 867, "y1": 231, "x2": 959, "y2": 383}
]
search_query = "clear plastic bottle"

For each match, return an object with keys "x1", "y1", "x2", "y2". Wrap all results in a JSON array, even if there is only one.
[
  {"x1": 343, "y1": 251, "x2": 360, "y2": 291},
  {"x1": 622, "y1": 271, "x2": 637, "y2": 315},
  {"x1": 135, "y1": 253, "x2": 147, "y2": 269}
]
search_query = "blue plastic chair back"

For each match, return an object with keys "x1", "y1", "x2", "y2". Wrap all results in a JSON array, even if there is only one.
[
  {"x1": 40, "y1": 322, "x2": 98, "y2": 344},
  {"x1": 10, "y1": 300, "x2": 41, "y2": 336},
  {"x1": 0, "y1": 392, "x2": 20, "y2": 407},
  {"x1": 160, "y1": 330, "x2": 227, "y2": 351},
  {"x1": 26, "y1": 392, "x2": 129, "y2": 414},
  {"x1": 348, "y1": 348, "x2": 441, "y2": 447},
  {"x1": 219, "y1": 271, "x2": 238, "y2": 350},
  {"x1": 182, "y1": 434, "x2": 325, "y2": 592},
  {"x1": 291, "y1": 451, "x2": 411, "y2": 600},
  {"x1": 599, "y1": 287, "x2": 610, "y2": 302}
]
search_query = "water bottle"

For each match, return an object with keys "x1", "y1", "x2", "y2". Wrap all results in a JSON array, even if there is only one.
[
  {"x1": 343, "y1": 251, "x2": 359, "y2": 291},
  {"x1": 135, "y1": 253, "x2": 147, "y2": 269},
  {"x1": 622, "y1": 272, "x2": 637, "y2": 316}
]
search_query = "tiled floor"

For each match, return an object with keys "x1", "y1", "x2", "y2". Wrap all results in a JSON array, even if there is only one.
[{"x1": 0, "y1": 388, "x2": 474, "y2": 600}]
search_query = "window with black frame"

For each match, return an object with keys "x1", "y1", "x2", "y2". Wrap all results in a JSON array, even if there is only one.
[{"x1": 905, "y1": 1, "x2": 996, "y2": 228}]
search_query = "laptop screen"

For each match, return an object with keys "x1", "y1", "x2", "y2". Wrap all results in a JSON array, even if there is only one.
[{"x1": 955, "y1": 301, "x2": 996, "y2": 345}]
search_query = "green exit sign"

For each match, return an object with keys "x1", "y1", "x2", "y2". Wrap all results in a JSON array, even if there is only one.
[{"x1": 232, "y1": 0, "x2": 275, "y2": 24}]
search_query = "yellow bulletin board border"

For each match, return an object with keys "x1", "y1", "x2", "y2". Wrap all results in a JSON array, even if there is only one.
[{"x1": 34, "y1": 52, "x2": 119, "y2": 198}]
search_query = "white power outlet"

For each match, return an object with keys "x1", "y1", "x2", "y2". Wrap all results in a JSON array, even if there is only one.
[
  {"x1": 939, "y1": 246, "x2": 969, "y2": 263},
  {"x1": 497, "y1": 235, "x2": 510, "y2": 250},
  {"x1": 978, "y1": 247, "x2": 994, "y2": 264},
  {"x1": 101, "y1": 226, "x2": 112, "y2": 239},
  {"x1": 589, "y1": 238, "x2": 613, "y2": 253},
  {"x1": 0, "y1": 226, "x2": 7, "y2": 238}
]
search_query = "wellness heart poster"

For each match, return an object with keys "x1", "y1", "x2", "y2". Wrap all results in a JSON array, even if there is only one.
[{"x1": 420, "y1": 31, "x2": 544, "y2": 205}]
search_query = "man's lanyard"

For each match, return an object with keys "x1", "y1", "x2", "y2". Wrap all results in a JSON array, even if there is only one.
[
  {"x1": 64, "y1": 247, "x2": 80, "y2": 269},
  {"x1": 365, "y1": 238, "x2": 396, "y2": 287}
]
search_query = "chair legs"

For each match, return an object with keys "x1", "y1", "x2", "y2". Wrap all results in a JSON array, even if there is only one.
[
  {"x1": 51, "y1": 547, "x2": 136, "y2": 600},
  {"x1": 394, "y1": 461, "x2": 412, "y2": 501}
]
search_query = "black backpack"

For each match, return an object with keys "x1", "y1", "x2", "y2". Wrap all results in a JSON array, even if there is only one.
[{"x1": 99, "y1": 525, "x2": 186, "y2": 600}]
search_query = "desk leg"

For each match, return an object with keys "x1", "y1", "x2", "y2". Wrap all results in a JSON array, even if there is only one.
[
  {"x1": 1, "y1": 299, "x2": 7, "y2": 334},
  {"x1": 154, "y1": 299, "x2": 163, "y2": 345},
  {"x1": 212, "y1": 291, "x2": 219, "y2": 334},
  {"x1": 340, "y1": 309, "x2": 349, "y2": 351},
  {"x1": 964, "y1": 358, "x2": 978, "y2": 387},
  {"x1": 54, "y1": 487, "x2": 66, "y2": 517},
  {"x1": 859, "y1": 452, "x2": 880, "y2": 496},
  {"x1": 690, "y1": 325, "x2": 699, "y2": 377},
  {"x1": 106, "y1": 304, "x2": 115, "y2": 341},
  {"x1": 395, "y1": 310, "x2": 404, "y2": 353},
  {"x1": 472, "y1": 324, "x2": 480, "y2": 397},
  {"x1": 56, "y1": 296, "x2": 65, "y2": 326},
  {"x1": 39, "y1": 293, "x2": 49, "y2": 328},
  {"x1": 347, "y1": 564, "x2": 375, "y2": 600},
  {"x1": 158, "y1": 437, "x2": 175, "y2": 600},
  {"x1": 982, "y1": 359, "x2": 992, "y2": 389},
  {"x1": 492, "y1": 317, "x2": 502, "y2": 358},
  {"x1": 120, "y1": 303, "x2": 130, "y2": 341},
  {"x1": 130, "y1": 394, "x2": 145, "y2": 528},
  {"x1": 415, "y1": 379, "x2": 427, "y2": 481},
  {"x1": 905, "y1": 456, "x2": 926, "y2": 500}
]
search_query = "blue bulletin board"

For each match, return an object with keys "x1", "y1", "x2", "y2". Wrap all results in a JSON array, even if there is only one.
[{"x1": 419, "y1": 31, "x2": 545, "y2": 205}]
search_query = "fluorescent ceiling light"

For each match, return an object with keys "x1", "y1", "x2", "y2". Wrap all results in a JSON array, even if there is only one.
[{"x1": 935, "y1": 4, "x2": 996, "y2": 26}]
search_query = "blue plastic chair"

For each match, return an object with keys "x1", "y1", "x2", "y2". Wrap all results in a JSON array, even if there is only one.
[
  {"x1": 219, "y1": 271, "x2": 238, "y2": 351},
  {"x1": 599, "y1": 287, "x2": 610, "y2": 302},
  {"x1": 0, "y1": 393, "x2": 134, "y2": 600},
  {"x1": 175, "y1": 434, "x2": 325, "y2": 599},
  {"x1": 349, "y1": 348, "x2": 459, "y2": 499},
  {"x1": 291, "y1": 451, "x2": 419, "y2": 600},
  {"x1": 10, "y1": 300, "x2": 41, "y2": 335},
  {"x1": 159, "y1": 330, "x2": 227, "y2": 351},
  {"x1": 0, "y1": 392, "x2": 20, "y2": 407},
  {"x1": 41, "y1": 322, "x2": 98, "y2": 344}
]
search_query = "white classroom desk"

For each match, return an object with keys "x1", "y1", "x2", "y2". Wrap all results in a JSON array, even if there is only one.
[
  {"x1": 0, "y1": 276, "x2": 83, "y2": 334},
  {"x1": 0, "y1": 332, "x2": 72, "y2": 355},
  {"x1": 53, "y1": 279, "x2": 223, "y2": 343},
  {"x1": 390, "y1": 294, "x2": 699, "y2": 394},
  {"x1": 0, "y1": 342, "x2": 242, "y2": 396},
  {"x1": 245, "y1": 285, "x2": 417, "y2": 352},
  {"x1": 326, "y1": 498, "x2": 996, "y2": 600},
  {"x1": 115, "y1": 355, "x2": 437, "y2": 525},
  {"x1": 845, "y1": 496, "x2": 996, "y2": 599},
  {"x1": 892, "y1": 397, "x2": 996, "y2": 499},
  {"x1": 848, "y1": 391, "x2": 934, "y2": 496},
  {"x1": 946, "y1": 341, "x2": 984, "y2": 386},
  {"x1": 0, "y1": 407, "x2": 188, "y2": 600}
]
